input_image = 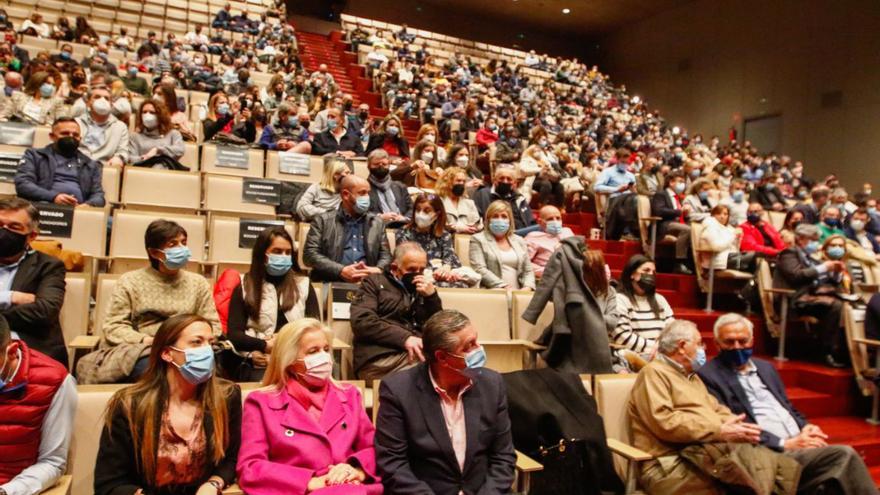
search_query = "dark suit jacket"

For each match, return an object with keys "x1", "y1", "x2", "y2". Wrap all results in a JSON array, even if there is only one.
[
  {"x1": 311, "y1": 130, "x2": 362, "y2": 156},
  {"x1": 367, "y1": 180, "x2": 413, "y2": 219},
  {"x1": 375, "y1": 363, "x2": 516, "y2": 495},
  {"x1": 772, "y1": 247, "x2": 827, "y2": 301},
  {"x1": 302, "y1": 208, "x2": 392, "y2": 282},
  {"x1": 4, "y1": 250, "x2": 67, "y2": 367},
  {"x1": 697, "y1": 357, "x2": 806, "y2": 450},
  {"x1": 750, "y1": 185, "x2": 786, "y2": 210},
  {"x1": 650, "y1": 189, "x2": 682, "y2": 237},
  {"x1": 793, "y1": 203, "x2": 820, "y2": 225},
  {"x1": 94, "y1": 383, "x2": 242, "y2": 495}
]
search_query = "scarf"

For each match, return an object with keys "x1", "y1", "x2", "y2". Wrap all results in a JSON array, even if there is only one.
[{"x1": 368, "y1": 174, "x2": 400, "y2": 214}]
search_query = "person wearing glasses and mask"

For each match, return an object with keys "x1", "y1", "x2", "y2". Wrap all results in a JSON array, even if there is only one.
[
  {"x1": 237, "y1": 319, "x2": 383, "y2": 494},
  {"x1": 95, "y1": 314, "x2": 241, "y2": 495}
]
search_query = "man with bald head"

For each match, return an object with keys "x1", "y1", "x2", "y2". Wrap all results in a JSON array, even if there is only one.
[
  {"x1": 525, "y1": 205, "x2": 574, "y2": 277},
  {"x1": 3, "y1": 71, "x2": 21, "y2": 97},
  {"x1": 303, "y1": 174, "x2": 391, "y2": 282}
]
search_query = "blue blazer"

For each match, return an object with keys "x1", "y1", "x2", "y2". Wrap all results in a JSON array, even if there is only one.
[{"x1": 697, "y1": 357, "x2": 807, "y2": 451}]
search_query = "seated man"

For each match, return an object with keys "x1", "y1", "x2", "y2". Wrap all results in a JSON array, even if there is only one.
[
  {"x1": 525, "y1": 205, "x2": 573, "y2": 278},
  {"x1": 257, "y1": 102, "x2": 311, "y2": 153},
  {"x1": 0, "y1": 198, "x2": 66, "y2": 367},
  {"x1": 699, "y1": 313, "x2": 876, "y2": 494},
  {"x1": 594, "y1": 149, "x2": 639, "y2": 240},
  {"x1": 303, "y1": 175, "x2": 391, "y2": 282},
  {"x1": 74, "y1": 85, "x2": 129, "y2": 167},
  {"x1": 473, "y1": 165, "x2": 536, "y2": 234},
  {"x1": 846, "y1": 208, "x2": 880, "y2": 257},
  {"x1": 120, "y1": 65, "x2": 148, "y2": 96},
  {"x1": 311, "y1": 107, "x2": 360, "y2": 157},
  {"x1": 212, "y1": 3, "x2": 232, "y2": 29},
  {"x1": 366, "y1": 149, "x2": 411, "y2": 225},
  {"x1": 350, "y1": 242, "x2": 443, "y2": 381},
  {"x1": 14, "y1": 117, "x2": 105, "y2": 207},
  {"x1": 773, "y1": 224, "x2": 847, "y2": 368},
  {"x1": 651, "y1": 173, "x2": 693, "y2": 274},
  {"x1": 629, "y1": 319, "x2": 800, "y2": 494},
  {"x1": 0, "y1": 314, "x2": 77, "y2": 495},
  {"x1": 750, "y1": 174, "x2": 787, "y2": 212},
  {"x1": 375, "y1": 309, "x2": 516, "y2": 494},
  {"x1": 818, "y1": 205, "x2": 846, "y2": 241},
  {"x1": 740, "y1": 202, "x2": 785, "y2": 258},
  {"x1": 794, "y1": 186, "x2": 830, "y2": 225}
]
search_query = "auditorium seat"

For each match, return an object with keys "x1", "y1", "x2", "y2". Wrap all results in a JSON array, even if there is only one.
[
  {"x1": 35, "y1": 205, "x2": 109, "y2": 257},
  {"x1": 325, "y1": 282, "x2": 357, "y2": 378},
  {"x1": 593, "y1": 374, "x2": 652, "y2": 494},
  {"x1": 200, "y1": 143, "x2": 265, "y2": 178},
  {"x1": 510, "y1": 290, "x2": 552, "y2": 342},
  {"x1": 180, "y1": 142, "x2": 201, "y2": 170},
  {"x1": 453, "y1": 234, "x2": 471, "y2": 267},
  {"x1": 295, "y1": 222, "x2": 310, "y2": 270},
  {"x1": 265, "y1": 151, "x2": 323, "y2": 183},
  {"x1": 206, "y1": 215, "x2": 296, "y2": 273},
  {"x1": 203, "y1": 174, "x2": 278, "y2": 217},
  {"x1": 120, "y1": 167, "x2": 202, "y2": 212},
  {"x1": 690, "y1": 219, "x2": 751, "y2": 312},
  {"x1": 108, "y1": 209, "x2": 206, "y2": 273},
  {"x1": 102, "y1": 165, "x2": 121, "y2": 204},
  {"x1": 60, "y1": 271, "x2": 91, "y2": 367}
]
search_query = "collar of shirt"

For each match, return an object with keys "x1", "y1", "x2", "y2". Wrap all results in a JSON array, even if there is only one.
[
  {"x1": 735, "y1": 360, "x2": 757, "y2": 376},
  {"x1": 337, "y1": 207, "x2": 365, "y2": 223},
  {"x1": 0, "y1": 249, "x2": 30, "y2": 271},
  {"x1": 429, "y1": 367, "x2": 472, "y2": 403},
  {"x1": 659, "y1": 353, "x2": 694, "y2": 378}
]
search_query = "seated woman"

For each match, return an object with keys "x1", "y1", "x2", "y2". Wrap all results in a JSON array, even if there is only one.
[
  {"x1": 390, "y1": 139, "x2": 441, "y2": 187},
  {"x1": 682, "y1": 178, "x2": 717, "y2": 223},
  {"x1": 415, "y1": 123, "x2": 446, "y2": 162},
  {"x1": 226, "y1": 227, "x2": 320, "y2": 381},
  {"x1": 700, "y1": 204, "x2": 757, "y2": 272},
  {"x1": 155, "y1": 83, "x2": 196, "y2": 141},
  {"x1": 203, "y1": 92, "x2": 254, "y2": 143},
  {"x1": 99, "y1": 220, "x2": 221, "y2": 380},
  {"x1": 821, "y1": 234, "x2": 861, "y2": 292},
  {"x1": 296, "y1": 157, "x2": 350, "y2": 222},
  {"x1": 612, "y1": 255, "x2": 674, "y2": 357},
  {"x1": 780, "y1": 208, "x2": 805, "y2": 246},
  {"x1": 436, "y1": 167, "x2": 482, "y2": 234},
  {"x1": 0, "y1": 71, "x2": 65, "y2": 124},
  {"x1": 95, "y1": 314, "x2": 241, "y2": 495},
  {"x1": 366, "y1": 115, "x2": 409, "y2": 165},
  {"x1": 469, "y1": 200, "x2": 535, "y2": 290},
  {"x1": 444, "y1": 144, "x2": 483, "y2": 190},
  {"x1": 396, "y1": 193, "x2": 473, "y2": 288},
  {"x1": 237, "y1": 318, "x2": 382, "y2": 494},
  {"x1": 129, "y1": 100, "x2": 187, "y2": 170}
]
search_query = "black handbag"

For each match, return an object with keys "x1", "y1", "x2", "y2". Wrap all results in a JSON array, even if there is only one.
[{"x1": 530, "y1": 438, "x2": 605, "y2": 495}]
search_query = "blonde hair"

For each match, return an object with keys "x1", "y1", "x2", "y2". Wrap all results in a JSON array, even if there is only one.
[
  {"x1": 485, "y1": 200, "x2": 514, "y2": 237},
  {"x1": 436, "y1": 166, "x2": 466, "y2": 198},
  {"x1": 319, "y1": 158, "x2": 349, "y2": 193},
  {"x1": 260, "y1": 318, "x2": 336, "y2": 390}
]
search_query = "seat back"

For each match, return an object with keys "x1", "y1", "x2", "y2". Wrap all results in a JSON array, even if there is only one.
[
  {"x1": 689, "y1": 219, "x2": 709, "y2": 289},
  {"x1": 200, "y1": 144, "x2": 265, "y2": 178},
  {"x1": 768, "y1": 211, "x2": 786, "y2": 231},
  {"x1": 121, "y1": 167, "x2": 201, "y2": 211},
  {"x1": 71, "y1": 384, "x2": 122, "y2": 495},
  {"x1": 93, "y1": 274, "x2": 121, "y2": 338},
  {"x1": 510, "y1": 290, "x2": 552, "y2": 341},
  {"x1": 756, "y1": 259, "x2": 781, "y2": 337},
  {"x1": 326, "y1": 282, "x2": 358, "y2": 378},
  {"x1": 102, "y1": 165, "x2": 121, "y2": 204},
  {"x1": 109, "y1": 209, "x2": 206, "y2": 272},
  {"x1": 38, "y1": 205, "x2": 108, "y2": 257},
  {"x1": 296, "y1": 223, "x2": 311, "y2": 270},
  {"x1": 436, "y1": 288, "x2": 511, "y2": 341},
  {"x1": 203, "y1": 174, "x2": 277, "y2": 217},
  {"x1": 594, "y1": 374, "x2": 638, "y2": 480},
  {"x1": 453, "y1": 234, "x2": 471, "y2": 267},
  {"x1": 265, "y1": 152, "x2": 323, "y2": 184},
  {"x1": 207, "y1": 215, "x2": 296, "y2": 269},
  {"x1": 636, "y1": 194, "x2": 651, "y2": 248},
  {"x1": 844, "y1": 305, "x2": 871, "y2": 396},
  {"x1": 61, "y1": 272, "x2": 91, "y2": 346}
]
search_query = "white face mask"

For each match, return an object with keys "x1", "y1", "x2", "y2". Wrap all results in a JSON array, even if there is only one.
[
  {"x1": 298, "y1": 351, "x2": 332, "y2": 386},
  {"x1": 420, "y1": 152, "x2": 433, "y2": 164},
  {"x1": 414, "y1": 211, "x2": 436, "y2": 228},
  {"x1": 92, "y1": 97, "x2": 112, "y2": 116},
  {"x1": 424, "y1": 133, "x2": 435, "y2": 143},
  {"x1": 142, "y1": 113, "x2": 158, "y2": 129},
  {"x1": 455, "y1": 155, "x2": 469, "y2": 167},
  {"x1": 851, "y1": 220, "x2": 865, "y2": 232}
]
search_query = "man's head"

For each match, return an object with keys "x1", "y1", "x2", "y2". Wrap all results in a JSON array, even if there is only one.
[
  {"x1": 493, "y1": 166, "x2": 516, "y2": 196},
  {"x1": 794, "y1": 223, "x2": 820, "y2": 250},
  {"x1": 713, "y1": 313, "x2": 754, "y2": 368},
  {"x1": 144, "y1": 219, "x2": 188, "y2": 271},
  {"x1": 657, "y1": 320, "x2": 704, "y2": 374},
  {"x1": 746, "y1": 202, "x2": 764, "y2": 225},
  {"x1": 811, "y1": 186, "x2": 830, "y2": 208},
  {"x1": 821, "y1": 205, "x2": 842, "y2": 229},
  {"x1": 4, "y1": 71, "x2": 21, "y2": 90},
  {"x1": 391, "y1": 242, "x2": 427, "y2": 290},
  {"x1": 340, "y1": 175, "x2": 370, "y2": 215},
  {"x1": 87, "y1": 85, "x2": 113, "y2": 120},
  {"x1": 850, "y1": 209, "x2": 870, "y2": 233},
  {"x1": 423, "y1": 309, "x2": 482, "y2": 387},
  {"x1": 367, "y1": 149, "x2": 390, "y2": 180},
  {"x1": 538, "y1": 205, "x2": 563, "y2": 235},
  {"x1": 50, "y1": 117, "x2": 81, "y2": 157},
  {"x1": 326, "y1": 107, "x2": 344, "y2": 132},
  {"x1": 0, "y1": 198, "x2": 39, "y2": 260}
]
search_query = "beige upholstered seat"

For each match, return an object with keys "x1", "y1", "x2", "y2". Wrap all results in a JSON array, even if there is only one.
[
  {"x1": 200, "y1": 144, "x2": 265, "y2": 178},
  {"x1": 510, "y1": 290, "x2": 552, "y2": 342},
  {"x1": 265, "y1": 152, "x2": 323, "y2": 183},
  {"x1": 108, "y1": 209, "x2": 206, "y2": 273},
  {"x1": 120, "y1": 167, "x2": 201, "y2": 212},
  {"x1": 203, "y1": 174, "x2": 277, "y2": 217},
  {"x1": 37, "y1": 205, "x2": 108, "y2": 257},
  {"x1": 206, "y1": 215, "x2": 296, "y2": 272}
]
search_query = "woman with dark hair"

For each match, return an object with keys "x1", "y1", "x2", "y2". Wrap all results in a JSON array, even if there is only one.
[
  {"x1": 154, "y1": 83, "x2": 196, "y2": 141},
  {"x1": 129, "y1": 100, "x2": 187, "y2": 170},
  {"x1": 396, "y1": 194, "x2": 471, "y2": 288},
  {"x1": 444, "y1": 143, "x2": 483, "y2": 186},
  {"x1": 225, "y1": 226, "x2": 320, "y2": 381},
  {"x1": 73, "y1": 16, "x2": 98, "y2": 42},
  {"x1": 95, "y1": 314, "x2": 242, "y2": 495},
  {"x1": 612, "y1": 255, "x2": 674, "y2": 355},
  {"x1": 780, "y1": 208, "x2": 805, "y2": 247},
  {"x1": 0, "y1": 71, "x2": 64, "y2": 124}
]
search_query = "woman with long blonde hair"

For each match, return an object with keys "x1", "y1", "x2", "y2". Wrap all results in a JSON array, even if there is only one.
[{"x1": 237, "y1": 319, "x2": 382, "y2": 494}]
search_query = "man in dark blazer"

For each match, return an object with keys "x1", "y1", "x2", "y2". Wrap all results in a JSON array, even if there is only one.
[
  {"x1": 375, "y1": 309, "x2": 516, "y2": 494},
  {"x1": 310, "y1": 108, "x2": 362, "y2": 157},
  {"x1": 698, "y1": 313, "x2": 876, "y2": 494},
  {"x1": 650, "y1": 172, "x2": 692, "y2": 274},
  {"x1": 0, "y1": 198, "x2": 67, "y2": 367},
  {"x1": 365, "y1": 149, "x2": 412, "y2": 227}
]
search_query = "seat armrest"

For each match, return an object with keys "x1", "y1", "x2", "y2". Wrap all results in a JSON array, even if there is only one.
[
  {"x1": 68, "y1": 335, "x2": 100, "y2": 350},
  {"x1": 509, "y1": 339, "x2": 547, "y2": 351},
  {"x1": 515, "y1": 450, "x2": 543, "y2": 473},
  {"x1": 40, "y1": 475, "x2": 72, "y2": 495},
  {"x1": 852, "y1": 337, "x2": 880, "y2": 348},
  {"x1": 857, "y1": 283, "x2": 879, "y2": 293},
  {"x1": 641, "y1": 216, "x2": 662, "y2": 223},
  {"x1": 222, "y1": 484, "x2": 243, "y2": 495},
  {"x1": 332, "y1": 337, "x2": 352, "y2": 350},
  {"x1": 766, "y1": 288, "x2": 796, "y2": 295},
  {"x1": 606, "y1": 438, "x2": 653, "y2": 462}
]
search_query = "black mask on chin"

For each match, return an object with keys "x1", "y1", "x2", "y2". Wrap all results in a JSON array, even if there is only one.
[
  {"x1": 0, "y1": 228, "x2": 29, "y2": 258},
  {"x1": 55, "y1": 137, "x2": 80, "y2": 158}
]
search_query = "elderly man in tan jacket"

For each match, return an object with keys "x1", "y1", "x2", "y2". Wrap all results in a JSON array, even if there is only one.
[{"x1": 628, "y1": 320, "x2": 802, "y2": 494}]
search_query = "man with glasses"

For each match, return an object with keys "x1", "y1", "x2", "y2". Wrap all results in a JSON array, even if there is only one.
[{"x1": 698, "y1": 313, "x2": 876, "y2": 494}]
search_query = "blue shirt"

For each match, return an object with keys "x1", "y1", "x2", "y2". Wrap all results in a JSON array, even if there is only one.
[
  {"x1": 736, "y1": 361, "x2": 801, "y2": 447},
  {"x1": 50, "y1": 153, "x2": 84, "y2": 203},
  {"x1": 594, "y1": 166, "x2": 635, "y2": 198},
  {"x1": 340, "y1": 211, "x2": 366, "y2": 266},
  {"x1": 0, "y1": 250, "x2": 27, "y2": 309}
]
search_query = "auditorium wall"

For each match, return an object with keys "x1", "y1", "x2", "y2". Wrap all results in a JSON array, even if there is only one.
[{"x1": 600, "y1": 0, "x2": 880, "y2": 192}]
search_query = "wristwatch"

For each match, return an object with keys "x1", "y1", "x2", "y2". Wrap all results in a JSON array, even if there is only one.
[{"x1": 208, "y1": 479, "x2": 223, "y2": 494}]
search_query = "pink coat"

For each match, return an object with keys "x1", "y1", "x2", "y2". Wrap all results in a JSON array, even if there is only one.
[{"x1": 237, "y1": 383, "x2": 383, "y2": 495}]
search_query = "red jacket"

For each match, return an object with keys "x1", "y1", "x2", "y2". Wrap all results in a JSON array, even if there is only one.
[
  {"x1": 476, "y1": 128, "x2": 499, "y2": 147},
  {"x1": 213, "y1": 268, "x2": 242, "y2": 333},
  {"x1": 740, "y1": 221, "x2": 785, "y2": 256},
  {"x1": 0, "y1": 340, "x2": 68, "y2": 484}
]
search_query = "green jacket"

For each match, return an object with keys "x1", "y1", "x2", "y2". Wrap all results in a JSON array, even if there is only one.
[{"x1": 817, "y1": 222, "x2": 846, "y2": 242}]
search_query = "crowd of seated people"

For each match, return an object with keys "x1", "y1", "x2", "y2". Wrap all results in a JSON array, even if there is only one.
[{"x1": 3, "y1": 5, "x2": 880, "y2": 495}]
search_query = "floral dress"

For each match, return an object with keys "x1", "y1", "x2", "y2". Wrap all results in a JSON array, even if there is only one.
[{"x1": 395, "y1": 227, "x2": 468, "y2": 288}]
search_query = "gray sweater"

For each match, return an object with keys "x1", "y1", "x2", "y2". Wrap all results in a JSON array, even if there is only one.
[
  {"x1": 296, "y1": 183, "x2": 342, "y2": 221},
  {"x1": 128, "y1": 128, "x2": 185, "y2": 162}
]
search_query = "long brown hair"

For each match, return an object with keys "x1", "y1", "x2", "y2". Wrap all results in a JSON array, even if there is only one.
[
  {"x1": 136, "y1": 99, "x2": 172, "y2": 135},
  {"x1": 244, "y1": 227, "x2": 302, "y2": 321},
  {"x1": 409, "y1": 193, "x2": 447, "y2": 238},
  {"x1": 103, "y1": 314, "x2": 232, "y2": 486},
  {"x1": 582, "y1": 249, "x2": 609, "y2": 296}
]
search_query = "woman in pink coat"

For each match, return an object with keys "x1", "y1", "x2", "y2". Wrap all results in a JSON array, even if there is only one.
[{"x1": 237, "y1": 318, "x2": 383, "y2": 494}]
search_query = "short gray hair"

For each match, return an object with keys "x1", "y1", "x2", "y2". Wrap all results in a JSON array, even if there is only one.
[
  {"x1": 821, "y1": 205, "x2": 841, "y2": 216},
  {"x1": 794, "y1": 223, "x2": 819, "y2": 239},
  {"x1": 277, "y1": 102, "x2": 293, "y2": 115},
  {"x1": 367, "y1": 148, "x2": 389, "y2": 164},
  {"x1": 423, "y1": 310, "x2": 471, "y2": 363},
  {"x1": 393, "y1": 241, "x2": 425, "y2": 264},
  {"x1": 713, "y1": 313, "x2": 753, "y2": 340},
  {"x1": 657, "y1": 319, "x2": 698, "y2": 355}
]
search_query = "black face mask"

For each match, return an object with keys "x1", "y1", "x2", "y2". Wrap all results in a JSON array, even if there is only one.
[
  {"x1": 451, "y1": 184, "x2": 466, "y2": 197},
  {"x1": 55, "y1": 137, "x2": 79, "y2": 157},
  {"x1": 0, "y1": 227, "x2": 28, "y2": 258},
  {"x1": 370, "y1": 167, "x2": 389, "y2": 180},
  {"x1": 495, "y1": 182, "x2": 513, "y2": 197},
  {"x1": 359, "y1": 111, "x2": 369, "y2": 119},
  {"x1": 400, "y1": 272, "x2": 418, "y2": 293},
  {"x1": 636, "y1": 273, "x2": 656, "y2": 295}
]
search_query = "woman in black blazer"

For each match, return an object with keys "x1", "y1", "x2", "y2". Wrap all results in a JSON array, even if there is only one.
[
  {"x1": 365, "y1": 115, "x2": 410, "y2": 159},
  {"x1": 95, "y1": 314, "x2": 241, "y2": 495}
]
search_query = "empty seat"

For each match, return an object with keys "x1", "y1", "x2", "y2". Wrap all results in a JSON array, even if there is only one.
[
  {"x1": 60, "y1": 272, "x2": 91, "y2": 354},
  {"x1": 180, "y1": 142, "x2": 200, "y2": 170},
  {"x1": 200, "y1": 144, "x2": 265, "y2": 178},
  {"x1": 203, "y1": 174, "x2": 278, "y2": 217},
  {"x1": 511, "y1": 290, "x2": 552, "y2": 341},
  {"x1": 70, "y1": 384, "x2": 120, "y2": 495},
  {"x1": 91, "y1": 273, "x2": 121, "y2": 339},
  {"x1": 265, "y1": 151, "x2": 323, "y2": 183},
  {"x1": 120, "y1": 167, "x2": 201, "y2": 211},
  {"x1": 38, "y1": 205, "x2": 109, "y2": 257},
  {"x1": 108, "y1": 209, "x2": 206, "y2": 272},
  {"x1": 102, "y1": 165, "x2": 121, "y2": 204},
  {"x1": 437, "y1": 288, "x2": 511, "y2": 340}
]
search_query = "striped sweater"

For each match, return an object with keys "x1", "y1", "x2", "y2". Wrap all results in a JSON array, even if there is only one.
[{"x1": 612, "y1": 292, "x2": 674, "y2": 353}]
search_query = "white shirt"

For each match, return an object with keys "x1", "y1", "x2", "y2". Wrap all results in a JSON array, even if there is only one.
[{"x1": 498, "y1": 247, "x2": 520, "y2": 290}]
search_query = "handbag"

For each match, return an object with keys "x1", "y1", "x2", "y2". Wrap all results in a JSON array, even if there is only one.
[{"x1": 529, "y1": 438, "x2": 605, "y2": 495}]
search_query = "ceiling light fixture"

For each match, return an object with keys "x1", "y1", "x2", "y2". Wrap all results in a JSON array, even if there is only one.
[{"x1": 562, "y1": 8, "x2": 571, "y2": 14}]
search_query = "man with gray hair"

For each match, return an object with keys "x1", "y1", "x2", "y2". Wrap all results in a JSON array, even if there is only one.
[
  {"x1": 628, "y1": 319, "x2": 803, "y2": 493},
  {"x1": 73, "y1": 85, "x2": 129, "y2": 166},
  {"x1": 366, "y1": 148, "x2": 411, "y2": 225},
  {"x1": 375, "y1": 309, "x2": 516, "y2": 493},
  {"x1": 698, "y1": 313, "x2": 876, "y2": 494},
  {"x1": 773, "y1": 223, "x2": 848, "y2": 367},
  {"x1": 256, "y1": 101, "x2": 311, "y2": 153},
  {"x1": 350, "y1": 242, "x2": 442, "y2": 381}
]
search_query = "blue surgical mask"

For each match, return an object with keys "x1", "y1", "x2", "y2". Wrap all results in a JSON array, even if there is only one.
[
  {"x1": 545, "y1": 220, "x2": 563, "y2": 236},
  {"x1": 60, "y1": 51, "x2": 70, "y2": 60},
  {"x1": 673, "y1": 183, "x2": 685, "y2": 194},
  {"x1": 691, "y1": 169, "x2": 701, "y2": 179},
  {"x1": 452, "y1": 346, "x2": 487, "y2": 378},
  {"x1": 162, "y1": 246, "x2": 191, "y2": 270},
  {"x1": 354, "y1": 195, "x2": 370, "y2": 214},
  {"x1": 719, "y1": 348, "x2": 752, "y2": 368},
  {"x1": 732, "y1": 190, "x2": 745, "y2": 203},
  {"x1": 386, "y1": 126, "x2": 399, "y2": 136},
  {"x1": 826, "y1": 246, "x2": 845, "y2": 260},
  {"x1": 823, "y1": 217, "x2": 840, "y2": 229},
  {"x1": 266, "y1": 253, "x2": 292, "y2": 276},
  {"x1": 287, "y1": 115, "x2": 298, "y2": 127},
  {"x1": 327, "y1": 119, "x2": 338, "y2": 131},
  {"x1": 169, "y1": 345, "x2": 215, "y2": 385},
  {"x1": 869, "y1": 207, "x2": 878, "y2": 216},
  {"x1": 489, "y1": 219, "x2": 509, "y2": 236},
  {"x1": 217, "y1": 103, "x2": 230, "y2": 116},
  {"x1": 691, "y1": 346, "x2": 707, "y2": 371},
  {"x1": 804, "y1": 240, "x2": 820, "y2": 254},
  {"x1": 39, "y1": 83, "x2": 54, "y2": 98},
  {"x1": 698, "y1": 191, "x2": 709, "y2": 201}
]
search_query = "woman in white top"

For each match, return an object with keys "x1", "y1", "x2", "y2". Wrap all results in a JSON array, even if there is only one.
[
  {"x1": 469, "y1": 200, "x2": 535, "y2": 290},
  {"x1": 0, "y1": 71, "x2": 65, "y2": 125},
  {"x1": 19, "y1": 13, "x2": 50, "y2": 38},
  {"x1": 700, "y1": 204, "x2": 757, "y2": 272},
  {"x1": 295, "y1": 157, "x2": 350, "y2": 222},
  {"x1": 437, "y1": 166, "x2": 482, "y2": 234},
  {"x1": 612, "y1": 256, "x2": 674, "y2": 355}
]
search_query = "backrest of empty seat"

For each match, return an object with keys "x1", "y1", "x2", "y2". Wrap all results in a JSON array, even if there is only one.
[
  {"x1": 38, "y1": 205, "x2": 109, "y2": 257},
  {"x1": 594, "y1": 374, "x2": 637, "y2": 444},
  {"x1": 61, "y1": 272, "x2": 90, "y2": 345},
  {"x1": 436, "y1": 288, "x2": 510, "y2": 341},
  {"x1": 203, "y1": 174, "x2": 277, "y2": 217},
  {"x1": 180, "y1": 142, "x2": 201, "y2": 170},
  {"x1": 768, "y1": 211, "x2": 785, "y2": 231},
  {"x1": 637, "y1": 195, "x2": 651, "y2": 241},
  {"x1": 121, "y1": 167, "x2": 201, "y2": 211},
  {"x1": 207, "y1": 215, "x2": 296, "y2": 265},
  {"x1": 0, "y1": 145, "x2": 25, "y2": 197},
  {"x1": 92, "y1": 274, "x2": 121, "y2": 338},
  {"x1": 109, "y1": 209, "x2": 206, "y2": 263},
  {"x1": 265, "y1": 151, "x2": 323, "y2": 183},
  {"x1": 510, "y1": 290, "x2": 552, "y2": 341},
  {"x1": 453, "y1": 234, "x2": 471, "y2": 267},
  {"x1": 200, "y1": 144, "x2": 265, "y2": 178},
  {"x1": 102, "y1": 165, "x2": 121, "y2": 203},
  {"x1": 71, "y1": 384, "x2": 121, "y2": 495}
]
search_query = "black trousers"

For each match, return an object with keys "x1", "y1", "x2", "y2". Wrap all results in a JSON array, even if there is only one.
[
  {"x1": 604, "y1": 192, "x2": 638, "y2": 240},
  {"x1": 794, "y1": 298, "x2": 844, "y2": 356},
  {"x1": 533, "y1": 178, "x2": 565, "y2": 207}
]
